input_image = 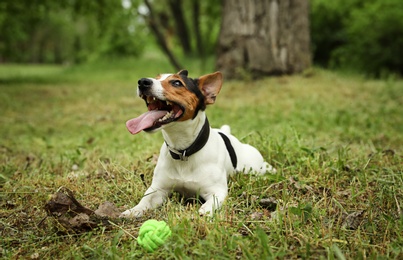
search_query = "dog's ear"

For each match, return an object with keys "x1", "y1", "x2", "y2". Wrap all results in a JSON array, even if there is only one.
[
  {"x1": 177, "y1": 69, "x2": 188, "y2": 77},
  {"x1": 198, "y1": 71, "x2": 223, "y2": 105}
]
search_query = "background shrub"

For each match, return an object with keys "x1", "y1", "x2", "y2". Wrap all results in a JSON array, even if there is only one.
[{"x1": 311, "y1": 0, "x2": 403, "y2": 77}]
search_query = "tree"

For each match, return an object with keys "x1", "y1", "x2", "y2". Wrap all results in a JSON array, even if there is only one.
[
  {"x1": 141, "y1": 0, "x2": 221, "y2": 70},
  {"x1": 216, "y1": 0, "x2": 311, "y2": 79},
  {"x1": 0, "y1": 0, "x2": 145, "y2": 64},
  {"x1": 142, "y1": 0, "x2": 182, "y2": 70}
]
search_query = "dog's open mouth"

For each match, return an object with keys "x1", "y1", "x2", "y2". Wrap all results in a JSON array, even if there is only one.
[{"x1": 126, "y1": 95, "x2": 184, "y2": 134}]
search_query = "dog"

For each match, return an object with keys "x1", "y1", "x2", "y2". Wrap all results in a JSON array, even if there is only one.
[{"x1": 120, "y1": 70, "x2": 276, "y2": 218}]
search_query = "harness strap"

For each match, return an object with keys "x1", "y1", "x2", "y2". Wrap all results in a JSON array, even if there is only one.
[{"x1": 218, "y1": 132, "x2": 238, "y2": 169}]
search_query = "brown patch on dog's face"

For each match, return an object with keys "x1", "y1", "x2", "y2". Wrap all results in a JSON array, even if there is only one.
[{"x1": 159, "y1": 73, "x2": 201, "y2": 121}]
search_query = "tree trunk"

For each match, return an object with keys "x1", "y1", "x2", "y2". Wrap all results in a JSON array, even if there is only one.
[
  {"x1": 144, "y1": 0, "x2": 182, "y2": 71},
  {"x1": 192, "y1": 0, "x2": 204, "y2": 57},
  {"x1": 168, "y1": 0, "x2": 192, "y2": 55},
  {"x1": 216, "y1": 0, "x2": 311, "y2": 79}
]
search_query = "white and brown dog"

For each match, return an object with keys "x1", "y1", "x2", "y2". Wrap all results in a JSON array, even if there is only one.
[{"x1": 120, "y1": 70, "x2": 275, "y2": 218}]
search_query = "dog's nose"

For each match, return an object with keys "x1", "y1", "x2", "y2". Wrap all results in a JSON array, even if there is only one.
[{"x1": 138, "y1": 78, "x2": 153, "y2": 90}]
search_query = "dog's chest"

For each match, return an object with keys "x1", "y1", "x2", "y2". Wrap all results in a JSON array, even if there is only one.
[{"x1": 158, "y1": 156, "x2": 209, "y2": 194}]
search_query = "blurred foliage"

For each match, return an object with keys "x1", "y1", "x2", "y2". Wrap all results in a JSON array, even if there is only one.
[
  {"x1": 0, "y1": 0, "x2": 220, "y2": 65},
  {"x1": 1, "y1": 0, "x2": 402, "y2": 77},
  {"x1": 311, "y1": 0, "x2": 403, "y2": 77},
  {"x1": 0, "y1": 0, "x2": 146, "y2": 63}
]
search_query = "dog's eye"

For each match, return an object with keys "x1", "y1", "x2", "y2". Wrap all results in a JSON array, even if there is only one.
[{"x1": 171, "y1": 80, "x2": 183, "y2": 87}]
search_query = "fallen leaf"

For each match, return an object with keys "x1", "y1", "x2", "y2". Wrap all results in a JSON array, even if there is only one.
[
  {"x1": 44, "y1": 187, "x2": 93, "y2": 217},
  {"x1": 250, "y1": 211, "x2": 264, "y2": 220},
  {"x1": 69, "y1": 213, "x2": 97, "y2": 229},
  {"x1": 44, "y1": 187, "x2": 122, "y2": 233},
  {"x1": 259, "y1": 197, "x2": 278, "y2": 211},
  {"x1": 342, "y1": 210, "x2": 365, "y2": 230},
  {"x1": 94, "y1": 201, "x2": 121, "y2": 218}
]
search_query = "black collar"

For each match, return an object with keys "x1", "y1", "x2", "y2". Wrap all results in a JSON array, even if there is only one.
[{"x1": 166, "y1": 118, "x2": 210, "y2": 161}]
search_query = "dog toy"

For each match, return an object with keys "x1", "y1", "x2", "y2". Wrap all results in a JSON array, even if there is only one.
[{"x1": 137, "y1": 219, "x2": 172, "y2": 252}]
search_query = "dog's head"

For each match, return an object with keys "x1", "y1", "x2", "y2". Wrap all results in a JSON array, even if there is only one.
[{"x1": 126, "y1": 70, "x2": 222, "y2": 134}]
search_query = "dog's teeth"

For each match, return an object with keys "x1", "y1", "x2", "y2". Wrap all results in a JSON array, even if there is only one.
[
  {"x1": 159, "y1": 111, "x2": 173, "y2": 122},
  {"x1": 153, "y1": 97, "x2": 156, "y2": 101},
  {"x1": 165, "y1": 111, "x2": 172, "y2": 119},
  {"x1": 166, "y1": 101, "x2": 172, "y2": 105}
]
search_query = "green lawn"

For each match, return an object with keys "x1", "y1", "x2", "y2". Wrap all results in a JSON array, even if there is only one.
[{"x1": 1, "y1": 57, "x2": 402, "y2": 259}]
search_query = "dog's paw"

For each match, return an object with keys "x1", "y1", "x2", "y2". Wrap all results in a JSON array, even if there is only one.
[
  {"x1": 266, "y1": 163, "x2": 277, "y2": 174},
  {"x1": 199, "y1": 205, "x2": 214, "y2": 217},
  {"x1": 198, "y1": 208, "x2": 212, "y2": 217},
  {"x1": 260, "y1": 162, "x2": 277, "y2": 174},
  {"x1": 119, "y1": 208, "x2": 143, "y2": 219}
]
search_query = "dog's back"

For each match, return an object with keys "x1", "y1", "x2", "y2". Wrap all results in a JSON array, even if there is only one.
[{"x1": 216, "y1": 125, "x2": 276, "y2": 175}]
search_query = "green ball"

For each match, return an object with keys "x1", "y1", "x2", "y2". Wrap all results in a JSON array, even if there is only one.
[{"x1": 137, "y1": 219, "x2": 172, "y2": 252}]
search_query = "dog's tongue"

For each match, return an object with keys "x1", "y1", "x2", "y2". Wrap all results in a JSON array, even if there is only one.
[{"x1": 126, "y1": 110, "x2": 167, "y2": 134}]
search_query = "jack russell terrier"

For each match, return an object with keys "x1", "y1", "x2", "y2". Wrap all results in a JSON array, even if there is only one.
[{"x1": 120, "y1": 70, "x2": 276, "y2": 218}]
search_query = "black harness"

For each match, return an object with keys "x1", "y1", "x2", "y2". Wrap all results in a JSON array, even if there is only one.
[
  {"x1": 218, "y1": 132, "x2": 237, "y2": 169},
  {"x1": 166, "y1": 118, "x2": 237, "y2": 169}
]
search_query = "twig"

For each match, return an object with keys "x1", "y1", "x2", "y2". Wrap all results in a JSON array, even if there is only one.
[
  {"x1": 140, "y1": 174, "x2": 147, "y2": 188},
  {"x1": 241, "y1": 223, "x2": 254, "y2": 236},
  {"x1": 108, "y1": 220, "x2": 137, "y2": 240},
  {"x1": 394, "y1": 193, "x2": 401, "y2": 216},
  {"x1": 37, "y1": 215, "x2": 48, "y2": 227},
  {"x1": 363, "y1": 154, "x2": 374, "y2": 170}
]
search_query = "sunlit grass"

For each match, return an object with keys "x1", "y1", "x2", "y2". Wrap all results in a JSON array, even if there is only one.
[{"x1": 0, "y1": 58, "x2": 402, "y2": 259}]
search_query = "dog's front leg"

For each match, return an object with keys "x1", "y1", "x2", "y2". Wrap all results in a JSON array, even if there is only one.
[
  {"x1": 199, "y1": 188, "x2": 228, "y2": 217},
  {"x1": 120, "y1": 186, "x2": 168, "y2": 218}
]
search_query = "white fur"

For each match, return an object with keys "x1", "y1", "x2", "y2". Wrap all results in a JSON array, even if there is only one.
[{"x1": 120, "y1": 76, "x2": 276, "y2": 218}]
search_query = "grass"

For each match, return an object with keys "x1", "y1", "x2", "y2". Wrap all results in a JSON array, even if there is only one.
[{"x1": 1, "y1": 54, "x2": 402, "y2": 259}]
